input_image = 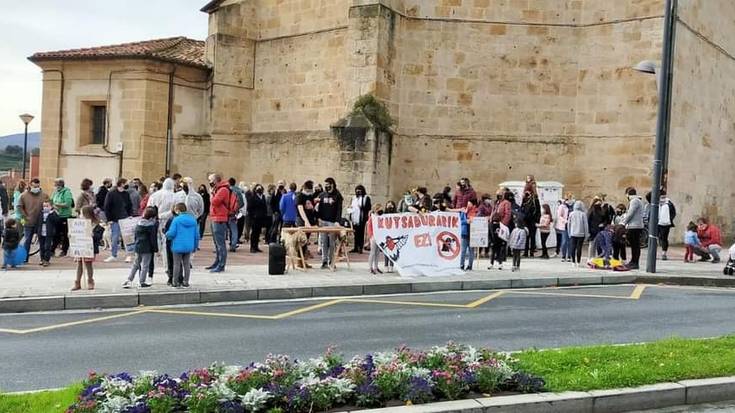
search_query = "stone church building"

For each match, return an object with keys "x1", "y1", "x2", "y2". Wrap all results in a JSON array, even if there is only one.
[{"x1": 30, "y1": 0, "x2": 735, "y2": 237}]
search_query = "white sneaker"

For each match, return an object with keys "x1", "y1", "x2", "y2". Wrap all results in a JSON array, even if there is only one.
[
  {"x1": 121, "y1": 280, "x2": 132, "y2": 288},
  {"x1": 487, "y1": 264, "x2": 494, "y2": 270},
  {"x1": 125, "y1": 256, "x2": 132, "y2": 263},
  {"x1": 105, "y1": 256, "x2": 118, "y2": 263}
]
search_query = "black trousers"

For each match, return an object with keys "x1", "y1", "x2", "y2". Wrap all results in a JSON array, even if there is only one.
[
  {"x1": 270, "y1": 214, "x2": 282, "y2": 242},
  {"x1": 353, "y1": 222, "x2": 366, "y2": 253},
  {"x1": 613, "y1": 241, "x2": 627, "y2": 261},
  {"x1": 198, "y1": 214, "x2": 208, "y2": 238},
  {"x1": 53, "y1": 217, "x2": 69, "y2": 254},
  {"x1": 540, "y1": 232, "x2": 550, "y2": 257},
  {"x1": 237, "y1": 216, "x2": 246, "y2": 243},
  {"x1": 555, "y1": 232, "x2": 562, "y2": 255},
  {"x1": 263, "y1": 216, "x2": 273, "y2": 244},
  {"x1": 512, "y1": 249, "x2": 522, "y2": 268},
  {"x1": 658, "y1": 225, "x2": 672, "y2": 252},
  {"x1": 250, "y1": 217, "x2": 263, "y2": 251},
  {"x1": 524, "y1": 222, "x2": 537, "y2": 256},
  {"x1": 570, "y1": 236, "x2": 585, "y2": 263},
  {"x1": 40, "y1": 235, "x2": 54, "y2": 262},
  {"x1": 627, "y1": 228, "x2": 642, "y2": 265},
  {"x1": 491, "y1": 241, "x2": 506, "y2": 264},
  {"x1": 166, "y1": 239, "x2": 173, "y2": 281}
]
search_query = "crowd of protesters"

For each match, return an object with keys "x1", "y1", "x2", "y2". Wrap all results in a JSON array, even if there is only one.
[{"x1": 0, "y1": 173, "x2": 731, "y2": 289}]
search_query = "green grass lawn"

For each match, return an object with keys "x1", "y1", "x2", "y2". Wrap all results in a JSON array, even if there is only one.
[
  {"x1": 3, "y1": 336, "x2": 735, "y2": 412},
  {"x1": 0, "y1": 384, "x2": 81, "y2": 413},
  {"x1": 515, "y1": 336, "x2": 735, "y2": 392}
]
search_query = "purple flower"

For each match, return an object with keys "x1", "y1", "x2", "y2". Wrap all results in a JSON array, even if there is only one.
[
  {"x1": 80, "y1": 383, "x2": 101, "y2": 399},
  {"x1": 111, "y1": 372, "x2": 133, "y2": 383},
  {"x1": 123, "y1": 402, "x2": 149, "y2": 413},
  {"x1": 404, "y1": 376, "x2": 434, "y2": 403},
  {"x1": 362, "y1": 354, "x2": 375, "y2": 375},
  {"x1": 219, "y1": 400, "x2": 245, "y2": 413},
  {"x1": 356, "y1": 382, "x2": 380, "y2": 397}
]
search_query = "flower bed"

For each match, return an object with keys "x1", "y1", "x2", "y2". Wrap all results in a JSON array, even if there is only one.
[{"x1": 66, "y1": 343, "x2": 545, "y2": 413}]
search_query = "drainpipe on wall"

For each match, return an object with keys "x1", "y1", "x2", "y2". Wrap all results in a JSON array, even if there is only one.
[
  {"x1": 104, "y1": 70, "x2": 128, "y2": 177},
  {"x1": 44, "y1": 69, "x2": 65, "y2": 178},
  {"x1": 165, "y1": 67, "x2": 176, "y2": 176}
]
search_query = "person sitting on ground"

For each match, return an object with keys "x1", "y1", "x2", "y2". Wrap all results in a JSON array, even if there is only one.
[
  {"x1": 2, "y1": 219, "x2": 21, "y2": 270},
  {"x1": 591, "y1": 224, "x2": 614, "y2": 268},
  {"x1": 684, "y1": 221, "x2": 704, "y2": 263},
  {"x1": 166, "y1": 203, "x2": 199, "y2": 288},
  {"x1": 697, "y1": 217, "x2": 723, "y2": 263}
]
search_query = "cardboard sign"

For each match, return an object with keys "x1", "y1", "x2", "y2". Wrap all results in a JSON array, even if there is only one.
[
  {"x1": 118, "y1": 216, "x2": 141, "y2": 247},
  {"x1": 68, "y1": 218, "x2": 94, "y2": 258},
  {"x1": 372, "y1": 212, "x2": 464, "y2": 277},
  {"x1": 470, "y1": 217, "x2": 489, "y2": 247}
]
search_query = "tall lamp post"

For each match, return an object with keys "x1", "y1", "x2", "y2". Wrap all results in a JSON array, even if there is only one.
[
  {"x1": 633, "y1": 0, "x2": 677, "y2": 273},
  {"x1": 19, "y1": 113, "x2": 35, "y2": 180}
]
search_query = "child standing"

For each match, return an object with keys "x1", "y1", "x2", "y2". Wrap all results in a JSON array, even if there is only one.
[
  {"x1": 366, "y1": 204, "x2": 383, "y2": 275},
  {"x1": 567, "y1": 200, "x2": 589, "y2": 267},
  {"x1": 459, "y1": 199, "x2": 479, "y2": 271},
  {"x1": 509, "y1": 219, "x2": 528, "y2": 272},
  {"x1": 37, "y1": 201, "x2": 60, "y2": 267},
  {"x1": 72, "y1": 206, "x2": 104, "y2": 291},
  {"x1": 488, "y1": 213, "x2": 509, "y2": 270},
  {"x1": 2, "y1": 219, "x2": 20, "y2": 270},
  {"x1": 538, "y1": 204, "x2": 553, "y2": 259},
  {"x1": 166, "y1": 203, "x2": 200, "y2": 288},
  {"x1": 684, "y1": 221, "x2": 701, "y2": 263},
  {"x1": 123, "y1": 207, "x2": 158, "y2": 289}
]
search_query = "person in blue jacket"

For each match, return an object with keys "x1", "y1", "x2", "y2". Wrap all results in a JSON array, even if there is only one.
[
  {"x1": 166, "y1": 203, "x2": 200, "y2": 288},
  {"x1": 279, "y1": 182, "x2": 298, "y2": 228}
]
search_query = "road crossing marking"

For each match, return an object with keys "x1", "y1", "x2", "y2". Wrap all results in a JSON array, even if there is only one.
[{"x1": 0, "y1": 285, "x2": 651, "y2": 335}]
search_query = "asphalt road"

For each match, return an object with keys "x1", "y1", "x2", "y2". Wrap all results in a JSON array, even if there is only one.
[{"x1": 2, "y1": 285, "x2": 735, "y2": 392}]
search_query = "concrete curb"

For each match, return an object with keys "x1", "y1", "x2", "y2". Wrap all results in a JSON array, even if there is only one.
[
  {"x1": 352, "y1": 376, "x2": 735, "y2": 413},
  {"x1": 0, "y1": 274, "x2": 732, "y2": 313}
]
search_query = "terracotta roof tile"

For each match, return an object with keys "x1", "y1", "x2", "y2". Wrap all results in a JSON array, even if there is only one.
[{"x1": 29, "y1": 37, "x2": 209, "y2": 69}]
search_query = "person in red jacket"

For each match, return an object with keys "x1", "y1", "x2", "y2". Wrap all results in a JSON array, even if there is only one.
[
  {"x1": 452, "y1": 178, "x2": 477, "y2": 210},
  {"x1": 697, "y1": 217, "x2": 723, "y2": 263},
  {"x1": 206, "y1": 174, "x2": 233, "y2": 272},
  {"x1": 495, "y1": 190, "x2": 514, "y2": 227}
]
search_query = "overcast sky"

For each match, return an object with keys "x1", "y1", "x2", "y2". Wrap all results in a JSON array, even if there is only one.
[{"x1": 0, "y1": 0, "x2": 208, "y2": 136}]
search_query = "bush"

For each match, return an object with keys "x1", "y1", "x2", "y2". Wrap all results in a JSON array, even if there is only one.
[{"x1": 352, "y1": 95, "x2": 394, "y2": 132}]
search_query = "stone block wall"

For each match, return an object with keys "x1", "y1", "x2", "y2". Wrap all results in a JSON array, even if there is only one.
[{"x1": 668, "y1": 0, "x2": 735, "y2": 238}]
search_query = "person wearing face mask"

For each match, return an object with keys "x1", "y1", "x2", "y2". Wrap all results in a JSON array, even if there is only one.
[
  {"x1": 612, "y1": 204, "x2": 628, "y2": 262},
  {"x1": 103, "y1": 178, "x2": 133, "y2": 262},
  {"x1": 452, "y1": 178, "x2": 477, "y2": 210},
  {"x1": 349, "y1": 184, "x2": 371, "y2": 254},
  {"x1": 397, "y1": 190, "x2": 415, "y2": 213},
  {"x1": 96, "y1": 178, "x2": 113, "y2": 213},
  {"x1": 19, "y1": 178, "x2": 49, "y2": 262},
  {"x1": 317, "y1": 178, "x2": 344, "y2": 268},
  {"x1": 126, "y1": 178, "x2": 143, "y2": 216},
  {"x1": 50, "y1": 178, "x2": 74, "y2": 258},
  {"x1": 197, "y1": 184, "x2": 210, "y2": 239},
  {"x1": 246, "y1": 184, "x2": 268, "y2": 253},
  {"x1": 37, "y1": 201, "x2": 60, "y2": 267},
  {"x1": 148, "y1": 178, "x2": 177, "y2": 275},
  {"x1": 622, "y1": 187, "x2": 644, "y2": 270},
  {"x1": 268, "y1": 183, "x2": 284, "y2": 242}
]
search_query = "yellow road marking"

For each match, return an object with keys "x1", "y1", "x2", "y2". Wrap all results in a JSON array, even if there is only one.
[
  {"x1": 271, "y1": 299, "x2": 345, "y2": 319},
  {"x1": 345, "y1": 298, "x2": 469, "y2": 309},
  {"x1": 4, "y1": 310, "x2": 149, "y2": 335},
  {"x1": 145, "y1": 308, "x2": 277, "y2": 320},
  {"x1": 465, "y1": 291, "x2": 506, "y2": 308},
  {"x1": 630, "y1": 285, "x2": 647, "y2": 300}
]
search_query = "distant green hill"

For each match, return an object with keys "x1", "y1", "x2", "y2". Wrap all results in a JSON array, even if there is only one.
[{"x1": 0, "y1": 152, "x2": 23, "y2": 171}]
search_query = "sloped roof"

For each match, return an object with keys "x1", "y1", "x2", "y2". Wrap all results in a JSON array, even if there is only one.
[
  {"x1": 29, "y1": 37, "x2": 209, "y2": 69},
  {"x1": 200, "y1": 0, "x2": 226, "y2": 13}
]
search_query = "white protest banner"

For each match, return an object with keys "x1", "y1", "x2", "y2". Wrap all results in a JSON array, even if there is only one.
[
  {"x1": 469, "y1": 217, "x2": 489, "y2": 247},
  {"x1": 68, "y1": 218, "x2": 94, "y2": 258},
  {"x1": 372, "y1": 212, "x2": 464, "y2": 277},
  {"x1": 118, "y1": 216, "x2": 141, "y2": 247}
]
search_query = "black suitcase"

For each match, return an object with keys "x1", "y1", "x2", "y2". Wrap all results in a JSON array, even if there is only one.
[{"x1": 268, "y1": 242, "x2": 287, "y2": 275}]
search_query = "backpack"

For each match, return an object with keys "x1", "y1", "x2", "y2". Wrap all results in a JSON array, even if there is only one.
[
  {"x1": 235, "y1": 190, "x2": 245, "y2": 211},
  {"x1": 227, "y1": 188, "x2": 240, "y2": 217}
]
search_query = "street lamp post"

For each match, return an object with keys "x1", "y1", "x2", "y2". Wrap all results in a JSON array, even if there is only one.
[
  {"x1": 633, "y1": 0, "x2": 677, "y2": 273},
  {"x1": 19, "y1": 113, "x2": 35, "y2": 180}
]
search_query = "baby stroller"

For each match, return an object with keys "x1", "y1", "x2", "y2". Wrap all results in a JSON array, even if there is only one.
[{"x1": 724, "y1": 244, "x2": 735, "y2": 276}]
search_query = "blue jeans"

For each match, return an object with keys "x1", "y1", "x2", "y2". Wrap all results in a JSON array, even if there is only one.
[
  {"x1": 559, "y1": 229, "x2": 570, "y2": 259},
  {"x1": 23, "y1": 226, "x2": 35, "y2": 262},
  {"x1": 228, "y1": 217, "x2": 238, "y2": 250},
  {"x1": 211, "y1": 222, "x2": 228, "y2": 270},
  {"x1": 110, "y1": 221, "x2": 122, "y2": 258},
  {"x1": 3, "y1": 248, "x2": 16, "y2": 268},
  {"x1": 460, "y1": 237, "x2": 474, "y2": 269}
]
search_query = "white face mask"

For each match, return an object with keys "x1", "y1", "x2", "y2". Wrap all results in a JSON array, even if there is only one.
[{"x1": 30, "y1": 187, "x2": 41, "y2": 194}]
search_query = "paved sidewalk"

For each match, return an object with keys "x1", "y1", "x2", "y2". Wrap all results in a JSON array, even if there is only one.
[{"x1": 0, "y1": 243, "x2": 732, "y2": 312}]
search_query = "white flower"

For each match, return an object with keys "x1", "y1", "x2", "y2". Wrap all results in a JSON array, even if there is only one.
[
  {"x1": 299, "y1": 372, "x2": 321, "y2": 387},
  {"x1": 98, "y1": 395, "x2": 132, "y2": 413},
  {"x1": 324, "y1": 377, "x2": 355, "y2": 400},
  {"x1": 100, "y1": 377, "x2": 133, "y2": 395},
  {"x1": 211, "y1": 379, "x2": 238, "y2": 401},
  {"x1": 462, "y1": 346, "x2": 480, "y2": 364},
  {"x1": 372, "y1": 351, "x2": 395, "y2": 367},
  {"x1": 219, "y1": 365, "x2": 242, "y2": 381},
  {"x1": 241, "y1": 388, "x2": 271, "y2": 412},
  {"x1": 407, "y1": 367, "x2": 432, "y2": 380}
]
